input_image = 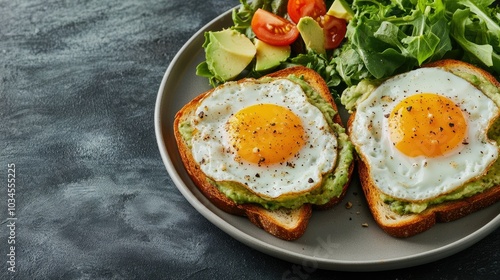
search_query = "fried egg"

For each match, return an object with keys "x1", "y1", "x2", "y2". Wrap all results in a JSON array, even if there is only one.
[
  {"x1": 351, "y1": 67, "x2": 500, "y2": 201},
  {"x1": 190, "y1": 78, "x2": 338, "y2": 199}
]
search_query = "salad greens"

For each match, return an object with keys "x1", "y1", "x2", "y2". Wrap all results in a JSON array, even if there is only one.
[
  {"x1": 197, "y1": 0, "x2": 500, "y2": 100},
  {"x1": 335, "y1": 0, "x2": 453, "y2": 87},
  {"x1": 449, "y1": 0, "x2": 500, "y2": 75}
]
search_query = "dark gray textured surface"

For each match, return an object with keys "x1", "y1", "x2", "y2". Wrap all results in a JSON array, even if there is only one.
[{"x1": 0, "y1": 0, "x2": 498, "y2": 279}]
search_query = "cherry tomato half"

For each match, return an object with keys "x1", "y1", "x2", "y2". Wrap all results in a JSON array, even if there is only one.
[
  {"x1": 318, "y1": 15, "x2": 347, "y2": 49},
  {"x1": 251, "y1": 9, "x2": 299, "y2": 46},
  {"x1": 287, "y1": 0, "x2": 327, "y2": 24}
]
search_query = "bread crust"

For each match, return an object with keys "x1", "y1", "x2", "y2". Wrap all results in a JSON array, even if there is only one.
[
  {"x1": 174, "y1": 66, "x2": 354, "y2": 240},
  {"x1": 423, "y1": 59, "x2": 500, "y2": 89},
  {"x1": 244, "y1": 204, "x2": 313, "y2": 241},
  {"x1": 348, "y1": 59, "x2": 500, "y2": 238}
]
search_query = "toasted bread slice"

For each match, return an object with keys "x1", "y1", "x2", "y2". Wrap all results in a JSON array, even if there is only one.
[
  {"x1": 174, "y1": 66, "x2": 353, "y2": 240},
  {"x1": 244, "y1": 204, "x2": 313, "y2": 241},
  {"x1": 348, "y1": 59, "x2": 500, "y2": 238},
  {"x1": 357, "y1": 158, "x2": 500, "y2": 238}
]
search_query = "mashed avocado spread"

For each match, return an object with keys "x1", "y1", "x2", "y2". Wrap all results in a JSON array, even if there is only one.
[
  {"x1": 342, "y1": 68, "x2": 500, "y2": 215},
  {"x1": 179, "y1": 74, "x2": 355, "y2": 210}
]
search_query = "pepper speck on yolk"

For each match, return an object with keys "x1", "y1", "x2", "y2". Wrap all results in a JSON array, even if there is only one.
[
  {"x1": 388, "y1": 93, "x2": 467, "y2": 157},
  {"x1": 227, "y1": 103, "x2": 306, "y2": 165}
]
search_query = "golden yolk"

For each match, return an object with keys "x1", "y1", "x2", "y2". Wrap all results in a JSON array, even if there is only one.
[
  {"x1": 388, "y1": 93, "x2": 467, "y2": 157},
  {"x1": 227, "y1": 104, "x2": 305, "y2": 165}
]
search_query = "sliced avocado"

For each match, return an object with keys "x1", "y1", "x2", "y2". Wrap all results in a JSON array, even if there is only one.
[
  {"x1": 254, "y1": 39, "x2": 291, "y2": 72},
  {"x1": 327, "y1": 0, "x2": 354, "y2": 21},
  {"x1": 205, "y1": 29, "x2": 256, "y2": 81},
  {"x1": 297, "y1": 16, "x2": 326, "y2": 55}
]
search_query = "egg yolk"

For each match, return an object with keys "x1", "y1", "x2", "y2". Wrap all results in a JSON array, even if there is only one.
[
  {"x1": 388, "y1": 93, "x2": 467, "y2": 157},
  {"x1": 227, "y1": 104, "x2": 306, "y2": 165}
]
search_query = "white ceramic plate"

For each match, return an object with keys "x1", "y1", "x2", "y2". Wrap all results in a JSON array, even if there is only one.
[{"x1": 154, "y1": 7, "x2": 500, "y2": 271}]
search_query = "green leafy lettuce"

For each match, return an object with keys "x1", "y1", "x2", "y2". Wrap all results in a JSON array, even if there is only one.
[
  {"x1": 335, "y1": 0, "x2": 452, "y2": 87},
  {"x1": 196, "y1": 0, "x2": 500, "y2": 98},
  {"x1": 449, "y1": 0, "x2": 500, "y2": 75}
]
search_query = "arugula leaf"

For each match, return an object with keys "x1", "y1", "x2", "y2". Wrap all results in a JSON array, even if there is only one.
[
  {"x1": 341, "y1": 0, "x2": 452, "y2": 82},
  {"x1": 458, "y1": 0, "x2": 500, "y2": 35},
  {"x1": 399, "y1": 10, "x2": 441, "y2": 65},
  {"x1": 451, "y1": 9, "x2": 495, "y2": 66},
  {"x1": 349, "y1": 19, "x2": 409, "y2": 79},
  {"x1": 334, "y1": 45, "x2": 371, "y2": 87},
  {"x1": 426, "y1": 16, "x2": 452, "y2": 62},
  {"x1": 449, "y1": 0, "x2": 500, "y2": 77},
  {"x1": 231, "y1": 0, "x2": 259, "y2": 38},
  {"x1": 287, "y1": 51, "x2": 343, "y2": 100}
]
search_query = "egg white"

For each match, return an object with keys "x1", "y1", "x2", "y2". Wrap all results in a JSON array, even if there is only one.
[
  {"x1": 351, "y1": 67, "x2": 500, "y2": 201},
  {"x1": 190, "y1": 78, "x2": 338, "y2": 199}
]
